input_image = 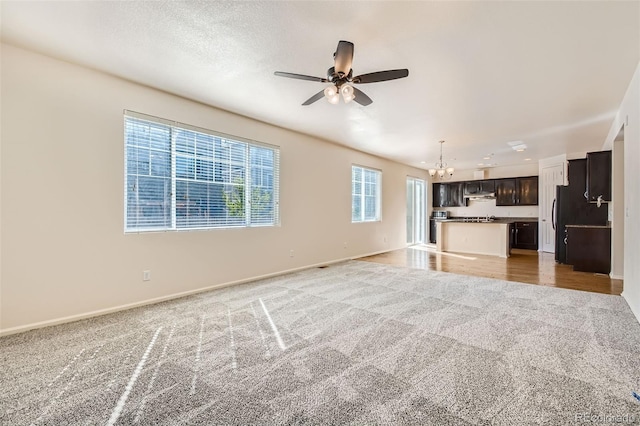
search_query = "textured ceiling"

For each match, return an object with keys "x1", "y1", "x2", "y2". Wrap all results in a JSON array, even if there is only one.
[{"x1": 1, "y1": 1, "x2": 639, "y2": 171}]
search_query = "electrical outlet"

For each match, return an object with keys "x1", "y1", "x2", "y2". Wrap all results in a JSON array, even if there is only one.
[
  {"x1": 143, "y1": 270, "x2": 151, "y2": 281},
  {"x1": 343, "y1": 242, "x2": 348, "y2": 249},
  {"x1": 289, "y1": 250, "x2": 294, "y2": 258}
]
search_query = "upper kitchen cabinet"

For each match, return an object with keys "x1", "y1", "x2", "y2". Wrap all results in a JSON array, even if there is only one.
[
  {"x1": 495, "y1": 179, "x2": 516, "y2": 205},
  {"x1": 517, "y1": 176, "x2": 539, "y2": 205},
  {"x1": 450, "y1": 182, "x2": 468, "y2": 206},
  {"x1": 568, "y1": 158, "x2": 588, "y2": 198},
  {"x1": 464, "y1": 180, "x2": 495, "y2": 196},
  {"x1": 432, "y1": 182, "x2": 466, "y2": 207},
  {"x1": 432, "y1": 183, "x2": 445, "y2": 207},
  {"x1": 495, "y1": 176, "x2": 538, "y2": 206},
  {"x1": 586, "y1": 150, "x2": 611, "y2": 203}
]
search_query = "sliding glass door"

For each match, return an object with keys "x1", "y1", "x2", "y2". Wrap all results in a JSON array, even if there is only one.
[{"x1": 406, "y1": 177, "x2": 426, "y2": 245}]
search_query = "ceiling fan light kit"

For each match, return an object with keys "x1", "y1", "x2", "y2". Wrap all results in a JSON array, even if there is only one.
[
  {"x1": 340, "y1": 84, "x2": 355, "y2": 103},
  {"x1": 274, "y1": 40, "x2": 409, "y2": 106},
  {"x1": 324, "y1": 86, "x2": 340, "y2": 104}
]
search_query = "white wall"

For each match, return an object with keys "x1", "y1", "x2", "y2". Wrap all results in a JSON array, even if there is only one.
[
  {"x1": 430, "y1": 163, "x2": 540, "y2": 218},
  {"x1": 602, "y1": 61, "x2": 640, "y2": 323},
  {"x1": 441, "y1": 200, "x2": 538, "y2": 219},
  {"x1": 611, "y1": 139, "x2": 624, "y2": 279},
  {"x1": 0, "y1": 44, "x2": 428, "y2": 333}
]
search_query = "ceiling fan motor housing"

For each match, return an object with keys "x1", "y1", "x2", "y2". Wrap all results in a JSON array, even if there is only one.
[{"x1": 327, "y1": 67, "x2": 353, "y2": 86}]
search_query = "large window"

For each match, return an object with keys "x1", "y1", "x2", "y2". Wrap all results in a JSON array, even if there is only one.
[
  {"x1": 125, "y1": 111, "x2": 279, "y2": 232},
  {"x1": 352, "y1": 165, "x2": 381, "y2": 222}
]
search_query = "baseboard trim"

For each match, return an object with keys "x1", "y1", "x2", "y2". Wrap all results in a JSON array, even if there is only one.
[
  {"x1": 610, "y1": 273, "x2": 624, "y2": 280},
  {"x1": 621, "y1": 292, "x2": 640, "y2": 325},
  {"x1": 0, "y1": 250, "x2": 394, "y2": 337}
]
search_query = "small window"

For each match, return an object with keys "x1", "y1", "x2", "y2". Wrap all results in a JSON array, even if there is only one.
[
  {"x1": 352, "y1": 165, "x2": 381, "y2": 222},
  {"x1": 125, "y1": 111, "x2": 280, "y2": 232}
]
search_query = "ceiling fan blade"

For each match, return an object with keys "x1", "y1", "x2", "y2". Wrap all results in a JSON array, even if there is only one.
[
  {"x1": 274, "y1": 71, "x2": 327, "y2": 83},
  {"x1": 352, "y1": 87, "x2": 373, "y2": 106},
  {"x1": 334, "y1": 40, "x2": 354, "y2": 75},
  {"x1": 353, "y1": 69, "x2": 409, "y2": 84},
  {"x1": 302, "y1": 90, "x2": 326, "y2": 106}
]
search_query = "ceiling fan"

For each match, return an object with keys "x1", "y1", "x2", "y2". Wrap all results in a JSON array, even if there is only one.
[{"x1": 274, "y1": 40, "x2": 409, "y2": 106}]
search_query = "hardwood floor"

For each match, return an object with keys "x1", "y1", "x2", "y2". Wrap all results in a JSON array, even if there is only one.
[{"x1": 357, "y1": 245, "x2": 623, "y2": 295}]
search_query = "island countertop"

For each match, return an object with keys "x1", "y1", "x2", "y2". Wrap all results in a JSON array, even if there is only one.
[
  {"x1": 435, "y1": 217, "x2": 538, "y2": 224},
  {"x1": 435, "y1": 220, "x2": 511, "y2": 258}
]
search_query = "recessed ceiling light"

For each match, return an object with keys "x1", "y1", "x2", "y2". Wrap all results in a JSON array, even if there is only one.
[
  {"x1": 420, "y1": 161, "x2": 426, "y2": 164},
  {"x1": 483, "y1": 156, "x2": 491, "y2": 160},
  {"x1": 511, "y1": 143, "x2": 527, "y2": 152},
  {"x1": 524, "y1": 158, "x2": 531, "y2": 161},
  {"x1": 477, "y1": 163, "x2": 484, "y2": 166}
]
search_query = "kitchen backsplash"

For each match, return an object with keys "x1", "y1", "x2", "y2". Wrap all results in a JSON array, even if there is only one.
[{"x1": 438, "y1": 199, "x2": 539, "y2": 218}]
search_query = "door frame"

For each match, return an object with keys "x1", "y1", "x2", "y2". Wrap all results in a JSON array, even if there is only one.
[{"x1": 539, "y1": 155, "x2": 567, "y2": 253}]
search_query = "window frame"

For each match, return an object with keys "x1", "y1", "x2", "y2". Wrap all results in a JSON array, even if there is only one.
[
  {"x1": 351, "y1": 164, "x2": 382, "y2": 223},
  {"x1": 124, "y1": 110, "x2": 280, "y2": 233}
]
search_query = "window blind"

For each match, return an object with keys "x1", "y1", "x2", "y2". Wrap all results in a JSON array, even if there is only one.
[
  {"x1": 351, "y1": 165, "x2": 381, "y2": 222},
  {"x1": 124, "y1": 112, "x2": 279, "y2": 232}
]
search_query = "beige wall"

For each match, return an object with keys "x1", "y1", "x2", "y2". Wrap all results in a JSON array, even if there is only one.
[
  {"x1": 602, "y1": 61, "x2": 640, "y2": 323},
  {"x1": 0, "y1": 44, "x2": 428, "y2": 333}
]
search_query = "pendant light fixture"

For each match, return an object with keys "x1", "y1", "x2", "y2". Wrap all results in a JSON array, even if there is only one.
[{"x1": 428, "y1": 140, "x2": 454, "y2": 179}]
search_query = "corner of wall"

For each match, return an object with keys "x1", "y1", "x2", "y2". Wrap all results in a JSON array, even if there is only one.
[{"x1": 621, "y1": 292, "x2": 640, "y2": 325}]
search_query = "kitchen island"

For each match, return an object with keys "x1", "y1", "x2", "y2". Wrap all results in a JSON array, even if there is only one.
[{"x1": 435, "y1": 220, "x2": 511, "y2": 258}]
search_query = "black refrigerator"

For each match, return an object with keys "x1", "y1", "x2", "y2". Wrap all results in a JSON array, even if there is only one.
[{"x1": 554, "y1": 160, "x2": 608, "y2": 263}]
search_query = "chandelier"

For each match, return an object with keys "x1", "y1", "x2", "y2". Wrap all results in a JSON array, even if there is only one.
[{"x1": 428, "y1": 140, "x2": 455, "y2": 179}]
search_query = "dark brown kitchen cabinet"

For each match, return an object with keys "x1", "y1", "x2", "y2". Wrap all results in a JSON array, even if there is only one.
[
  {"x1": 495, "y1": 177, "x2": 538, "y2": 206},
  {"x1": 447, "y1": 182, "x2": 465, "y2": 207},
  {"x1": 509, "y1": 223, "x2": 515, "y2": 251},
  {"x1": 586, "y1": 150, "x2": 611, "y2": 203},
  {"x1": 565, "y1": 226, "x2": 611, "y2": 274},
  {"x1": 517, "y1": 177, "x2": 538, "y2": 205},
  {"x1": 464, "y1": 180, "x2": 495, "y2": 195},
  {"x1": 429, "y1": 219, "x2": 437, "y2": 244},
  {"x1": 513, "y1": 221, "x2": 538, "y2": 250},
  {"x1": 432, "y1": 182, "x2": 466, "y2": 207},
  {"x1": 568, "y1": 158, "x2": 588, "y2": 199},
  {"x1": 495, "y1": 179, "x2": 516, "y2": 206},
  {"x1": 432, "y1": 183, "x2": 445, "y2": 207}
]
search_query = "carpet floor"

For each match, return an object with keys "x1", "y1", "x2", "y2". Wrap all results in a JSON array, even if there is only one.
[{"x1": 1, "y1": 260, "x2": 640, "y2": 425}]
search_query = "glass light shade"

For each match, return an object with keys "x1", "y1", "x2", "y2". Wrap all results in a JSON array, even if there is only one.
[
  {"x1": 324, "y1": 86, "x2": 337, "y2": 97},
  {"x1": 324, "y1": 86, "x2": 339, "y2": 104},
  {"x1": 428, "y1": 169, "x2": 436, "y2": 177},
  {"x1": 446, "y1": 167, "x2": 455, "y2": 176},
  {"x1": 437, "y1": 169, "x2": 445, "y2": 178},
  {"x1": 341, "y1": 84, "x2": 355, "y2": 103}
]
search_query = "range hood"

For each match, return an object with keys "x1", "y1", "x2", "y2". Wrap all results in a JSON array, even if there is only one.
[{"x1": 464, "y1": 192, "x2": 496, "y2": 201}]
